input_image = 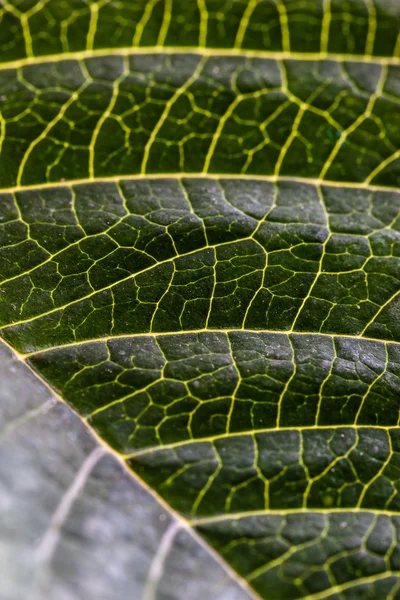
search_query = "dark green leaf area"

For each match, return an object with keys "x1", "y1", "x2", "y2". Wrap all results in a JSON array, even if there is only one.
[
  {"x1": 1, "y1": 0, "x2": 400, "y2": 61},
  {"x1": 1, "y1": 56, "x2": 400, "y2": 187},
  {"x1": 196, "y1": 512, "x2": 400, "y2": 600},
  {"x1": 2, "y1": 179, "x2": 400, "y2": 352},
  {"x1": 130, "y1": 427, "x2": 400, "y2": 516},
  {"x1": 28, "y1": 331, "x2": 400, "y2": 453}
]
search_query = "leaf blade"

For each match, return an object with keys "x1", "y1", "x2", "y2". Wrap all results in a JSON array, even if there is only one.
[{"x1": 1, "y1": 2, "x2": 400, "y2": 598}]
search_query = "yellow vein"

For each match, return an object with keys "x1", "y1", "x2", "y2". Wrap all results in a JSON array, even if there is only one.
[
  {"x1": 365, "y1": 0, "x2": 377, "y2": 57},
  {"x1": 16, "y1": 79, "x2": 91, "y2": 187},
  {"x1": 141, "y1": 57, "x2": 206, "y2": 174},
  {"x1": 190, "y1": 507, "x2": 400, "y2": 525},
  {"x1": 197, "y1": 0, "x2": 208, "y2": 48},
  {"x1": 88, "y1": 56, "x2": 129, "y2": 178},
  {"x1": 1, "y1": 173, "x2": 399, "y2": 197},
  {"x1": 320, "y1": 0, "x2": 331, "y2": 55},
  {"x1": 1, "y1": 238, "x2": 255, "y2": 330},
  {"x1": 156, "y1": 0, "x2": 172, "y2": 47},
  {"x1": 276, "y1": 0, "x2": 291, "y2": 53},
  {"x1": 234, "y1": 0, "x2": 258, "y2": 49},
  {"x1": 0, "y1": 46, "x2": 399, "y2": 72},
  {"x1": 125, "y1": 424, "x2": 400, "y2": 460},
  {"x1": 21, "y1": 328, "x2": 397, "y2": 357},
  {"x1": 132, "y1": 0, "x2": 160, "y2": 46},
  {"x1": 303, "y1": 572, "x2": 400, "y2": 600},
  {"x1": 366, "y1": 148, "x2": 400, "y2": 184}
]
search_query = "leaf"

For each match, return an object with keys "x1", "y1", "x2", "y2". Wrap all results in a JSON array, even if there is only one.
[
  {"x1": 0, "y1": 339, "x2": 249, "y2": 600},
  {"x1": 1, "y1": 1, "x2": 400, "y2": 599}
]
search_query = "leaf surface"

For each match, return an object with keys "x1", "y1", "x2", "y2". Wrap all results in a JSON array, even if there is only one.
[
  {"x1": 1, "y1": 1, "x2": 400, "y2": 599},
  {"x1": 0, "y1": 339, "x2": 249, "y2": 600}
]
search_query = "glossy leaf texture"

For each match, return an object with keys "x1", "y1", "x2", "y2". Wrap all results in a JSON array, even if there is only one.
[{"x1": 1, "y1": 1, "x2": 400, "y2": 599}]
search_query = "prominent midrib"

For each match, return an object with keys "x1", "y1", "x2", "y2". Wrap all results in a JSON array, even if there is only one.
[
  {"x1": 124, "y1": 423, "x2": 400, "y2": 460},
  {"x1": 190, "y1": 507, "x2": 400, "y2": 525},
  {"x1": 0, "y1": 45, "x2": 399, "y2": 72},
  {"x1": 20, "y1": 328, "x2": 400, "y2": 358},
  {"x1": 1, "y1": 173, "x2": 400, "y2": 197}
]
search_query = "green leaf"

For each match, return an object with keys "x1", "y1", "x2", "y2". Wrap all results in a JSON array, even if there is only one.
[{"x1": 1, "y1": 1, "x2": 400, "y2": 598}]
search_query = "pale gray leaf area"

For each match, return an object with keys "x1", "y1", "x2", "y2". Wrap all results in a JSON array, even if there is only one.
[{"x1": 0, "y1": 340, "x2": 253, "y2": 600}]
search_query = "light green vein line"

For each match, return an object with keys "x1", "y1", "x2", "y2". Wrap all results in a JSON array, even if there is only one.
[
  {"x1": 132, "y1": 0, "x2": 160, "y2": 46},
  {"x1": 190, "y1": 507, "x2": 400, "y2": 525},
  {"x1": 16, "y1": 78, "x2": 90, "y2": 187},
  {"x1": 0, "y1": 46, "x2": 398, "y2": 73},
  {"x1": 234, "y1": 0, "x2": 258, "y2": 49},
  {"x1": 296, "y1": 572, "x2": 400, "y2": 600},
  {"x1": 124, "y1": 424, "x2": 400, "y2": 460},
  {"x1": 22, "y1": 329, "x2": 397, "y2": 357},
  {"x1": 1, "y1": 234, "x2": 277, "y2": 330},
  {"x1": 141, "y1": 57, "x2": 206, "y2": 174},
  {"x1": 1, "y1": 173, "x2": 399, "y2": 197}
]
